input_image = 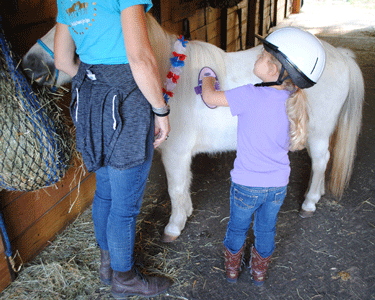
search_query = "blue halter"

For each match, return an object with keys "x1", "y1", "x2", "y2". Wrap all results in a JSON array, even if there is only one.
[{"x1": 37, "y1": 39, "x2": 59, "y2": 91}]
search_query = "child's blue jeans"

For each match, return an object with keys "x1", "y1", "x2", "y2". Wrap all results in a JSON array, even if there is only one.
[
  {"x1": 91, "y1": 125, "x2": 153, "y2": 272},
  {"x1": 223, "y1": 181, "x2": 287, "y2": 258}
]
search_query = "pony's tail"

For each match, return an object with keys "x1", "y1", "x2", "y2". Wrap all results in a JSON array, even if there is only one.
[{"x1": 329, "y1": 48, "x2": 364, "y2": 198}]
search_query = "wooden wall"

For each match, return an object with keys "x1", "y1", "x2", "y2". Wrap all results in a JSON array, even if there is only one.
[
  {"x1": 0, "y1": 0, "x2": 294, "y2": 293},
  {"x1": 153, "y1": 0, "x2": 292, "y2": 51},
  {"x1": 0, "y1": 1, "x2": 97, "y2": 293},
  {"x1": 0, "y1": 225, "x2": 15, "y2": 293},
  {"x1": 0, "y1": 104, "x2": 96, "y2": 294}
]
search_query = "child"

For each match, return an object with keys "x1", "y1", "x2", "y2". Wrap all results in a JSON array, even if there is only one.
[{"x1": 198, "y1": 27, "x2": 326, "y2": 285}]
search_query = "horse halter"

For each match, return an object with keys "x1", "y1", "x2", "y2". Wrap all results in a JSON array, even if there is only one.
[{"x1": 37, "y1": 39, "x2": 59, "y2": 91}]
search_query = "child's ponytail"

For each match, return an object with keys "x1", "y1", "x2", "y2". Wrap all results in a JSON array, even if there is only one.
[
  {"x1": 269, "y1": 54, "x2": 309, "y2": 151},
  {"x1": 286, "y1": 88, "x2": 309, "y2": 151}
]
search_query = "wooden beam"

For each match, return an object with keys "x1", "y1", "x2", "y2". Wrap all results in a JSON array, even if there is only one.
[
  {"x1": 151, "y1": 0, "x2": 161, "y2": 23},
  {"x1": 285, "y1": 0, "x2": 289, "y2": 18},
  {"x1": 220, "y1": 8, "x2": 228, "y2": 51},
  {"x1": 259, "y1": 0, "x2": 265, "y2": 36},
  {"x1": 292, "y1": 0, "x2": 301, "y2": 13},
  {"x1": 0, "y1": 252, "x2": 13, "y2": 294},
  {"x1": 0, "y1": 228, "x2": 15, "y2": 293},
  {"x1": 246, "y1": 0, "x2": 257, "y2": 48},
  {"x1": 9, "y1": 173, "x2": 96, "y2": 267},
  {"x1": 273, "y1": 0, "x2": 278, "y2": 27}
]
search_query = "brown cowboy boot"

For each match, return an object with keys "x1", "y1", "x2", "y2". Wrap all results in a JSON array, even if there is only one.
[
  {"x1": 99, "y1": 249, "x2": 112, "y2": 285},
  {"x1": 111, "y1": 266, "x2": 172, "y2": 299},
  {"x1": 249, "y1": 246, "x2": 272, "y2": 286},
  {"x1": 224, "y1": 244, "x2": 245, "y2": 283}
]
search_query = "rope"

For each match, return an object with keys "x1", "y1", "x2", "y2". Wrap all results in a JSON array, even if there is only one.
[{"x1": 0, "y1": 211, "x2": 12, "y2": 257}]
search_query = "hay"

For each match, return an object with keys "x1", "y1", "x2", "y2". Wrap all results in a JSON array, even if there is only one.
[
  {"x1": 0, "y1": 30, "x2": 74, "y2": 191},
  {"x1": 1, "y1": 194, "x2": 192, "y2": 299}
]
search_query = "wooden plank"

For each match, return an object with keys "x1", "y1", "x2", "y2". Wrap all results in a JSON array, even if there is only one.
[
  {"x1": 285, "y1": 0, "x2": 293, "y2": 18},
  {"x1": 10, "y1": 173, "x2": 96, "y2": 267},
  {"x1": 227, "y1": 0, "x2": 248, "y2": 13},
  {"x1": 0, "y1": 230, "x2": 4, "y2": 254},
  {"x1": 0, "y1": 227, "x2": 14, "y2": 294},
  {"x1": 206, "y1": 6, "x2": 221, "y2": 23},
  {"x1": 259, "y1": 0, "x2": 265, "y2": 35},
  {"x1": 220, "y1": 9, "x2": 228, "y2": 50},
  {"x1": 0, "y1": 252, "x2": 12, "y2": 294},
  {"x1": 207, "y1": 35, "x2": 221, "y2": 48},
  {"x1": 188, "y1": 8, "x2": 206, "y2": 33},
  {"x1": 0, "y1": 153, "x2": 83, "y2": 208},
  {"x1": 0, "y1": 190, "x2": 24, "y2": 210},
  {"x1": 227, "y1": 5, "x2": 248, "y2": 29},
  {"x1": 160, "y1": 0, "x2": 172, "y2": 24},
  {"x1": 151, "y1": 0, "x2": 161, "y2": 23},
  {"x1": 273, "y1": 0, "x2": 278, "y2": 26},
  {"x1": 207, "y1": 18, "x2": 222, "y2": 41},
  {"x1": 226, "y1": 23, "x2": 247, "y2": 49},
  {"x1": 190, "y1": 25, "x2": 207, "y2": 41},
  {"x1": 171, "y1": 0, "x2": 198, "y2": 23},
  {"x1": 161, "y1": 19, "x2": 183, "y2": 35},
  {"x1": 1, "y1": 161, "x2": 90, "y2": 243},
  {"x1": 227, "y1": 33, "x2": 247, "y2": 52},
  {"x1": 246, "y1": 0, "x2": 257, "y2": 48},
  {"x1": 292, "y1": 0, "x2": 301, "y2": 14},
  {"x1": 2, "y1": 0, "x2": 57, "y2": 28}
]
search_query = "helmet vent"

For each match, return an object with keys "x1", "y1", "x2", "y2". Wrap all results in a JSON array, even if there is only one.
[{"x1": 311, "y1": 58, "x2": 319, "y2": 74}]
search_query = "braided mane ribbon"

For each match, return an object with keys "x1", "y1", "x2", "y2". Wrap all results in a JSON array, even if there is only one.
[{"x1": 163, "y1": 35, "x2": 188, "y2": 103}]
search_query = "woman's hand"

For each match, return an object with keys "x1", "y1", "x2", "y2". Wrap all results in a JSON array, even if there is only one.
[{"x1": 154, "y1": 115, "x2": 171, "y2": 148}]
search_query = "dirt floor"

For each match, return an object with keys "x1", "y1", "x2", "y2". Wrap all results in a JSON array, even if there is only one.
[{"x1": 2, "y1": 1, "x2": 375, "y2": 299}]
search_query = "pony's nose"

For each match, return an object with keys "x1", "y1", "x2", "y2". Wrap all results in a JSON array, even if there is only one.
[
  {"x1": 22, "y1": 54, "x2": 40, "y2": 72},
  {"x1": 22, "y1": 54, "x2": 55, "y2": 85}
]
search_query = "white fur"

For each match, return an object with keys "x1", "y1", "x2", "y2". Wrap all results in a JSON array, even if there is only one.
[{"x1": 22, "y1": 14, "x2": 364, "y2": 239}]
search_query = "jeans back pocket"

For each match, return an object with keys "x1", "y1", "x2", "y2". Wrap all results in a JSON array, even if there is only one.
[{"x1": 233, "y1": 187, "x2": 259, "y2": 210}]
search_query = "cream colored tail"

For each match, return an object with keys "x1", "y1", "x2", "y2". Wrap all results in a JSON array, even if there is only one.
[{"x1": 329, "y1": 49, "x2": 365, "y2": 198}]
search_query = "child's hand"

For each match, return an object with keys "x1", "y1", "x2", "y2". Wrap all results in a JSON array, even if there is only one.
[
  {"x1": 196, "y1": 67, "x2": 228, "y2": 107},
  {"x1": 202, "y1": 76, "x2": 217, "y2": 91}
]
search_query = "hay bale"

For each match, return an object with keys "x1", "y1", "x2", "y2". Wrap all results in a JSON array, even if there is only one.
[{"x1": 0, "y1": 30, "x2": 73, "y2": 191}]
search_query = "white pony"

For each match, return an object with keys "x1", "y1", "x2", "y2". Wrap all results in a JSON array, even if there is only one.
[{"x1": 22, "y1": 14, "x2": 364, "y2": 242}]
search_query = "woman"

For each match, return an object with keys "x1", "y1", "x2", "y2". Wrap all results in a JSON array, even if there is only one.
[{"x1": 54, "y1": 1, "x2": 171, "y2": 298}]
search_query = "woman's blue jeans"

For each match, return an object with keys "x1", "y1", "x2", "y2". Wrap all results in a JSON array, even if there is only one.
[
  {"x1": 92, "y1": 127, "x2": 153, "y2": 272},
  {"x1": 223, "y1": 181, "x2": 287, "y2": 258}
]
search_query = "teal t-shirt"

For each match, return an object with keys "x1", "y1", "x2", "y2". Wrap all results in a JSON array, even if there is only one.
[{"x1": 56, "y1": 0, "x2": 153, "y2": 64}]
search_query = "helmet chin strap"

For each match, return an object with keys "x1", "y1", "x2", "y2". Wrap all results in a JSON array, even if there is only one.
[{"x1": 254, "y1": 66, "x2": 290, "y2": 87}]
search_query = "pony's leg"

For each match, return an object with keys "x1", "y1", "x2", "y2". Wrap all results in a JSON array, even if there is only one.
[
  {"x1": 160, "y1": 148, "x2": 193, "y2": 242},
  {"x1": 300, "y1": 137, "x2": 330, "y2": 218}
]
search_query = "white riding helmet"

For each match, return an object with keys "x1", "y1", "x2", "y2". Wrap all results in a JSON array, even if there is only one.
[{"x1": 256, "y1": 27, "x2": 326, "y2": 89}]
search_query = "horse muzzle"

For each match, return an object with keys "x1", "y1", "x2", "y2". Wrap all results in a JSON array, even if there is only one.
[{"x1": 22, "y1": 53, "x2": 57, "y2": 87}]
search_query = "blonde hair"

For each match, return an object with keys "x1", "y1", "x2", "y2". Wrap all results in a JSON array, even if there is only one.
[{"x1": 269, "y1": 55, "x2": 309, "y2": 151}]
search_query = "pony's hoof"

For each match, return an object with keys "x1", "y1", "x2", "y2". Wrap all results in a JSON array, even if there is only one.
[
  {"x1": 161, "y1": 233, "x2": 178, "y2": 243},
  {"x1": 299, "y1": 209, "x2": 315, "y2": 218}
]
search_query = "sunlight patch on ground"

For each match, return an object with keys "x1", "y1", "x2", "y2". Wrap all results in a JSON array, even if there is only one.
[{"x1": 277, "y1": 0, "x2": 375, "y2": 37}]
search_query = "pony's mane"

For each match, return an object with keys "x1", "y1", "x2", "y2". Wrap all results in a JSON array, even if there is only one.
[
  {"x1": 145, "y1": 13, "x2": 227, "y2": 92},
  {"x1": 145, "y1": 13, "x2": 176, "y2": 51}
]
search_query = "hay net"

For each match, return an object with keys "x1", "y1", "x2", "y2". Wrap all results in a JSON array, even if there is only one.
[{"x1": 0, "y1": 28, "x2": 73, "y2": 192}]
